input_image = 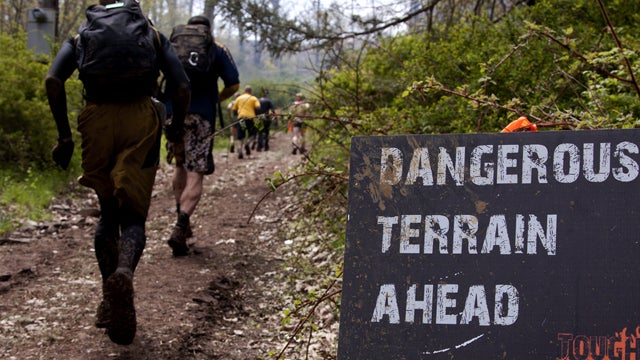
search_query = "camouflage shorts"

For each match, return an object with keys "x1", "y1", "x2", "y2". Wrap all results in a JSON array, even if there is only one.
[{"x1": 166, "y1": 113, "x2": 215, "y2": 175}]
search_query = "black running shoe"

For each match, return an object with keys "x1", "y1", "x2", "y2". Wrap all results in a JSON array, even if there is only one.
[
  {"x1": 104, "y1": 268, "x2": 136, "y2": 345},
  {"x1": 95, "y1": 299, "x2": 110, "y2": 329},
  {"x1": 167, "y1": 224, "x2": 189, "y2": 256}
]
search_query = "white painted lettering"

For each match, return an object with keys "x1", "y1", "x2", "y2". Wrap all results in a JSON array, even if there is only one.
[
  {"x1": 494, "y1": 285, "x2": 519, "y2": 325},
  {"x1": 470, "y1": 145, "x2": 494, "y2": 185},
  {"x1": 371, "y1": 284, "x2": 400, "y2": 323},
  {"x1": 481, "y1": 215, "x2": 512, "y2": 254},
  {"x1": 377, "y1": 216, "x2": 398, "y2": 253},
  {"x1": 453, "y1": 215, "x2": 478, "y2": 254},
  {"x1": 437, "y1": 147, "x2": 465, "y2": 186},
  {"x1": 554, "y1": 143, "x2": 580, "y2": 183},
  {"x1": 583, "y1": 143, "x2": 610, "y2": 182},
  {"x1": 378, "y1": 213, "x2": 557, "y2": 256},
  {"x1": 380, "y1": 141, "x2": 639, "y2": 186},
  {"x1": 521, "y1": 144, "x2": 548, "y2": 184},
  {"x1": 436, "y1": 284, "x2": 458, "y2": 324},
  {"x1": 514, "y1": 214, "x2": 526, "y2": 254},
  {"x1": 460, "y1": 285, "x2": 490, "y2": 325},
  {"x1": 400, "y1": 215, "x2": 421, "y2": 254},
  {"x1": 406, "y1": 148, "x2": 434, "y2": 185},
  {"x1": 405, "y1": 284, "x2": 433, "y2": 324},
  {"x1": 527, "y1": 214, "x2": 557, "y2": 255},
  {"x1": 424, "y1": 215, "x2": 449, "y2": 254},
  {"x1": 497, "y1": 145, "x2": 519, "y2": 184},
  {"x1": 613, "y1": 141, "x2": 639, "y2": 182},
  {"x1": 372, "y1": 284, "x2": 520, "y2": 326}
]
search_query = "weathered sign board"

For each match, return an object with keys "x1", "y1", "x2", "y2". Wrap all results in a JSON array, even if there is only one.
[{"x1": 338, "y1": 129, "x2": 640, "y2": 359}]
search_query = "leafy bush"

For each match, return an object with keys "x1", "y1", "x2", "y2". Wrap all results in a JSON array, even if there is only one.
[
  {"x1": 0, "y1": 31, "x2": 82, "y2": 170},
  {"x1": 318, "y1": 1, "x2": 640, "y2": 138},
  {"x1": 0, "y1": 31, "x2": 83, "y2": 233}
]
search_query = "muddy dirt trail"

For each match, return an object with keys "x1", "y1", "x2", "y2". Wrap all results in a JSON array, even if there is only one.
[{"x1": 0, "y1": 132, "x2": 308, "y2": 359}]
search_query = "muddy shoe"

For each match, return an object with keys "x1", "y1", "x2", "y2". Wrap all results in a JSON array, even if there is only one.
[
  {"x1": 167, "y1": 224, "x2": 189, "y2": 256},
  {"x1": 95, "y1": 299, "x2": 110, "y2": 328},
  {"x1": 104, "y1": 268, "x2": 136, "y2": 345}
]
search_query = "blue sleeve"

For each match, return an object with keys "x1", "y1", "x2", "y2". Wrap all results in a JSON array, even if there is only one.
[
  {"x1": 214, "y1": 43, "x2": 240, "y2": 89},
  {"x1": 47, "y1": 37, "x2": 78, "y2": 81}
]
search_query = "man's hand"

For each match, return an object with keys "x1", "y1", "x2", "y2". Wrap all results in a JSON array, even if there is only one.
[
  {"x1": 52, "y1": 138, "x2": 74, "y2": 170},
  {"x1": 164, "y1": 123, "x2": 184, "y2": 143}
]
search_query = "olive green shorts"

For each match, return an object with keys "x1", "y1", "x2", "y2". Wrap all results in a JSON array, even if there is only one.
[{"x1": 77, "y1": 97, "x2": 161, "y2": 220}]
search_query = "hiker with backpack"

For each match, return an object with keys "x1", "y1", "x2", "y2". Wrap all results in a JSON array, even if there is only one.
[
  {"x1": 256, "y1": 90, "x2": 275, "y2": 152},
  {"x1": 231, "y1": 85, "x2": 261, "y2": 159},
  {"x1": 45, "y1": 0, "x2": 191, "y2": 346},
  {"x1": 165, "y1": 15, "x2": 240, "y2": 257},
  {"x1": 289, "y1": 92, "x2": 310, "y2": 154}
]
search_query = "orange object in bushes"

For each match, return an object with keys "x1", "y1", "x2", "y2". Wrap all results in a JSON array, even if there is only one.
[{"x1": 501, "y1": 116, "x2": 538, "y2": 132}]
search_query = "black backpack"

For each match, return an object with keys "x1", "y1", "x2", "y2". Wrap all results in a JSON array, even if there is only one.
[
  {"x1": 75, "y1": 0, "x2": 159, "y2": 98},
  {"x1": 170, "y1": 23, "x2": 214, "y2": 76}
]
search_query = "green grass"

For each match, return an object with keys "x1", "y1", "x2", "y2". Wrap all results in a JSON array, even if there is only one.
[
  {"x1": 214, "y1": 135, "x2": 232, "y2": 152},
  {"x1": 0, "y1": 166, "x2": 78, "y2": 235}
]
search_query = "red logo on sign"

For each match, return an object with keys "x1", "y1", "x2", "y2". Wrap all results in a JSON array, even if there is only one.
[{"x1": 557, "y1": 327, "x2": 640, "y2": 360}]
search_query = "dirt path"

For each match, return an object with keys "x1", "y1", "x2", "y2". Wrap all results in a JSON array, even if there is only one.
[{"x1": 0, "y1": 132, "x2": 301, "y2": 359}]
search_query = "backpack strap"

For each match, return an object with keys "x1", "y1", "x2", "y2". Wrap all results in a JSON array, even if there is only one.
[{"x1": 149, "y1": 25, "x2": 161, "y2": 50}]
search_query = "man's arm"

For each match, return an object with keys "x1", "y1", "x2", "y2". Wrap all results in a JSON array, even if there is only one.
[
  {"x1": 216, "y1": 43, "x2": 240, "y2": 102},
  {"x1": 219, "y1": 83, "x2": 239, "y2": 103},
  {"x1": 45, "y1": 38, "x2": 78, "y2": 169},
  {"x1": 45, "y1": 76, "x2": 71, "y2": 140},
  {"x1": 45, "y1": 38, "x2": 77, "y2": 141}
]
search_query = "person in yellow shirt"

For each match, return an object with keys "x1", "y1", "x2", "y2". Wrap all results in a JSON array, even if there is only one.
[{"x1": 231, "y1": 85, "x2": 261, "y2": 159}]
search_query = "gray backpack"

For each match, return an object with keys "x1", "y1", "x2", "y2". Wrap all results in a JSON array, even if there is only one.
[{"x1": 170, "y1": 23, "x2": 214, "y2": 75}]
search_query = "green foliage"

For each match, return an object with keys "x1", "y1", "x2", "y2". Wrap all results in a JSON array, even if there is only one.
[
  {"x1": 319, "y1": 0, "x2": 640, "y2": 136},
  {"x1": 0, "y1": 31, "x2": 83, "y2": 170},
  {"x1": 0, "y1": 32, "x2": 50, "y2": 168},
  {"x1": 0, "y1": 166, "x2": 77, "y2": 234},
  {"x1": 0, "y1": 31, "x2": 83, "y2": 233}
]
